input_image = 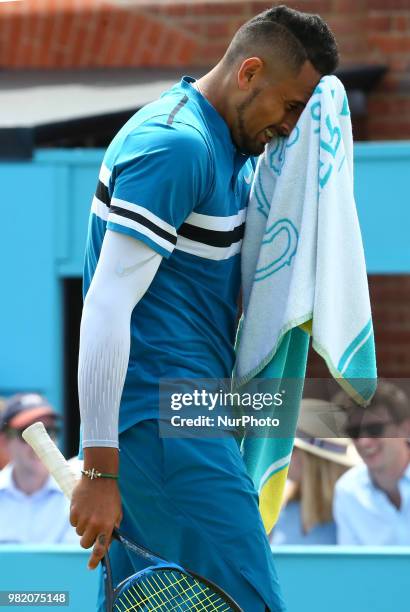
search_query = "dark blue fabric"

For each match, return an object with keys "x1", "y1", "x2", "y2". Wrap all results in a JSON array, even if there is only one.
[{"x1": 97, "y1": 420, "x2": 286, "y2": 612}]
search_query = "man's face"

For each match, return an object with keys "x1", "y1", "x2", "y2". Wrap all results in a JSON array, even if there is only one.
[
  {"x1": 346, "y1": 407, "x2": 410, "y2": 474},
  {"x1": 232, "y1": 60, "x2": 321, "y2": 156},
  {"x1": 6, "y1": 416, "x2": 58, "y2": 477}
]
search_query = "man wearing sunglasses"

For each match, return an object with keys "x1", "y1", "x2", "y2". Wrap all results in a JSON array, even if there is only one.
[
  {"x1": 0, "y1": 393, "x2": 78, "y2": 544},
  {"x1": 333, "y1": 381, "x2": 410, "y2": 545}
]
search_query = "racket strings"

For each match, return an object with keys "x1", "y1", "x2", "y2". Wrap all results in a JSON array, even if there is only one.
[
  {"x1": 157, "y1": 572, "x2": 229, "y2": 612},
  {"x1": 115, "y1": 569, "x2": 234, "y2": 611}
]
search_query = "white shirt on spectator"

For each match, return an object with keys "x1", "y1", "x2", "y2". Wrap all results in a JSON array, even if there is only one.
[
  {"x1": 0, "y1": 464, "x2": 79, "y2": 544},
  {"x1": 333, "y1": 462, "x2": 410, "y2": 545}
]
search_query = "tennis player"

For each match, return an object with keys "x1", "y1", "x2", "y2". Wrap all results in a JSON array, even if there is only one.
[{"x1": 70, "y1": 6, "x2": 339, "y2": 610}]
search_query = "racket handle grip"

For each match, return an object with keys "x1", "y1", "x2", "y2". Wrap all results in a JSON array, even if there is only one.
[{"x1": 22, "y1": 422, "x2": 79, "y2": 500}]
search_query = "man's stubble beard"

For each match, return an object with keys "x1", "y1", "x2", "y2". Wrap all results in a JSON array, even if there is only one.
[{"x1": 234, "y1": 87, "x2": 264, "y2": 156}]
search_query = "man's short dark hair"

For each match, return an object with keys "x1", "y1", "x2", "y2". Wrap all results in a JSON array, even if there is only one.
[
  {"x1": 333, "y1": 380, "x2": 410, "y2": 425},
  {"x1": 225, "y1": 5, "x2": 339, "y2": 76}
]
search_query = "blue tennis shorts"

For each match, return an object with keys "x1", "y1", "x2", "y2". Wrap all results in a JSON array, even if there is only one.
[{"x1": 97, "y1": 420, "x2": 285, "y2": 611}]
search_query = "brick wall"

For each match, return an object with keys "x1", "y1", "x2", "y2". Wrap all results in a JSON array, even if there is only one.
[
  {"x1": 1, "y1": 0, "x2": 409, "y2": 139},
  {"x1": 1, "y1": 1, "x2": 408, "y2": 379},
  {"x1": 307, "y1": 275, "x2": 410, "y2": 379}
]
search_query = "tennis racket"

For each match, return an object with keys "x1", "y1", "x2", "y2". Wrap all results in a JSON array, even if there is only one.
[{"x1": 22, "y1": 422, "x2": 243, "y2": 612}]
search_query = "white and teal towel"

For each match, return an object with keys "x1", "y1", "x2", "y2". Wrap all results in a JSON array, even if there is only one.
[
  {"x1": 236, "y1": 75, "x2": 377, "y2": 402},
  {"x1": 234, "y1": 75, "x2": 377, "y2": 532}
]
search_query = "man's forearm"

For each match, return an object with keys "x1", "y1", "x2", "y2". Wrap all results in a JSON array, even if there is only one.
[
  {"x1": 78, "y1": 294, "x2": 130, "y2": 449},
  {"x1": 83, "y1": 447, "x2": 119, "y2": 473}
]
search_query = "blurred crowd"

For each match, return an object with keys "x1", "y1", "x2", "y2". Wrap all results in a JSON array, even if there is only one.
[
  {"x1": 0, "y1": 381, "x2": 409, "y2": 547},
  {"x1": 271, "y1": 381, "x2": 410, "y2": 546},
  {"x1": 0, "y1": 393, "x2": 79, "y2": 544}
]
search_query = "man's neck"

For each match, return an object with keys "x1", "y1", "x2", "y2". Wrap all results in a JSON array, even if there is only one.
[
  {"x1": 195, "y1": 64, "x2": 231, "y2": 127},
  {"x1": 12, "y1": 466, "x2": 48, "y2": 496},
  {"x1": 369, "y1": 453, "x2": 410, "y2": 510}
]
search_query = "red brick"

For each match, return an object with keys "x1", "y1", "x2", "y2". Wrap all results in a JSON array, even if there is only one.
[
  {"x1": 368, "y1": 97, "x2": 410, "y2": 115},
  {"x1": 97, "y1": 10, "x2": 138, "y2": 66},
  {"x1": 153, "y1": 30, "x2": 181, "y2": 65},
  {"x1": 123, "y1": 21, "x2": 149, "y2": 66},
  {"x1": 0, "y1": 1, "x2": 25, "y2": 16},
  {"x1": 291, "y1": 0, "x2": 332, "y2": 14},
  {"x1": 176, "y1": 20, "x2": 206, "y2": 37},
  {"x1": 377, "y1": 285, "x2": 410, "y2": 296},
  {"x1": 392, "y1": 14, "x2": 410, "y2": 32},
  {"x1": 175, "y1": 37, "x2": 197, "y2": 64},
  {"x1": 189, "y1": 2, "x2": 248, "y2": 17},
  {"x1": 98, "y1": 36, "x2": 122, "y2": 66},
  {"x1": 366, "y1": 276, "x2": 410, "y2": 376},
  {"x1": 57, "y1": 10, "x2": 78, "y2": 47},
  {"x1": 135, "y1": 22, "x2": 160, "y2": 65},
  {"x1": 0, "y1": 0, "x2": 408, "y2": 135},
  {"x1": 146, "y1": 21, "x2": 164, "y2": 47},
  {"x1": 88, "y1": 9, "x2": 116, "y2": 59},
  {"x1": 153, "y1": 4, "x2": 189, "y2": 17},
  {"x1": 366, "y1": 13, "x2": 392, "y2": 32},
  {"x1": 387, "y1": 54, "x2": 410, "y2": 72},
  {"x1": 36, "y1": 15, "x2": 58, "y2": 60},
  {"x1": 337, "y1": 36, "x2": 368, "y2": 57},
  {"x1": 332, "y1": 0, "x2": 363, "y2": 13},
  {"x1": 148, "y1": 36, "x2": 166, "y2": 65},
  {"x1": 367, "y1": 0, "x2": 410, "y2": 9},
  {"x1": 204, "y1": 20, "x2": 232, "y2": 39},
  {"x1": 369, "y1": 123, "x2": 410, "y2": 139},
  {"x1": 126, "y1": 22, "x2": 154, "y2": 65},
  {"x1": 376, "y1": 331, "x2": 410, "y2": 345},
  {"x1": 100, "y1": 11, "x2": 125, "y2": 62},
  {"x1": 61, "y1": 13, "x2": 86, "y2": 66},
  {"x1": 77, "y1": 10, "x2": 108, "y2": 65},
  {"x1": 198, "y1": 40, "x2": 228, "y2": 62},
  {"x1": 327, "y1": 16, "x2": 365, "y2": 37},
  {"x1": 249, "y1": 1, "x2": 273, "y2": 13},
  {"x1": 368, "y1": 33, "x2": 410, "y2": 54},
  {"x1": 7, "y1": 16, "x2": 23, "y2": 66}
]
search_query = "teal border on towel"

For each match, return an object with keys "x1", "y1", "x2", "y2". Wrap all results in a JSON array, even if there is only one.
[
  {"x1": 233, "y1": 311, "x2": 313, "y2": 389},
  {"x1": 312, "y1": 333, "x2": 377, "y2": 406},
  {"x1": 337, "y1": 318, "x2": 373, "y2": 373},
  {"x1": 234, "y1": 315, "x2": 377, "y2": 406}
]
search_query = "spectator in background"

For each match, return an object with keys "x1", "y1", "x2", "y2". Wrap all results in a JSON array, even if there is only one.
[
  {"x1": 0, "y1": 393, "x2": 79, "y2": 544},
  {"x1": 333, "y1": 381, "x2": 410, "y2": 545},
  {"x1": 0, "y1": 398, "x2": 10, "y2": 469},
  {"x1": 271, "y1": 399, "x2": 361, "y2": 545}
]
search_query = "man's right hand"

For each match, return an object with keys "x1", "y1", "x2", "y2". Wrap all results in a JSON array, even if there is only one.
[{"x1": 70, "y1": 448, "x2": 122, "y2": 570}]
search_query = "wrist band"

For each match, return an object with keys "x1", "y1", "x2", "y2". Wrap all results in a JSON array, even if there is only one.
[{"x1": 81, "y1": 468, "x2": 119, "y2": 481}]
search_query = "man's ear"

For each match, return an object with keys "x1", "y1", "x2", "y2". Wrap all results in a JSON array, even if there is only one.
[{"x1": 237, "y1": 57, "x2": 264, "y2": 91}]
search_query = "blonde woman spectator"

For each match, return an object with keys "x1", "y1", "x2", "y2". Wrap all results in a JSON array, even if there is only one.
[{"x1": 270, "y1": 399, "x2": 360, "y2": 545}]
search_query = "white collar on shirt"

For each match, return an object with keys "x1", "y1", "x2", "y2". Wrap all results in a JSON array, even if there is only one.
[
  {"x1": 365, "y1": 460, "x2": 410, "y2": 486},
  {"x1": 0, "y1": 463, "x2": 61, "y2": 498}
]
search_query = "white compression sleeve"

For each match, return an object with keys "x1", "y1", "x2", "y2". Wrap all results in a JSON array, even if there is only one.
[{"x1": 78, "y1": 230, "x2": 162, "y2": 449}]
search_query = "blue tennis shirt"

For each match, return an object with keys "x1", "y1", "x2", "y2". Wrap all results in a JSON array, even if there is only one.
[{"x1": 84, "y1": 76, "x2": 254, "y2": 432}]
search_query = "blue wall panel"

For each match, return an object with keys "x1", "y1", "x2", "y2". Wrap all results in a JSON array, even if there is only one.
[
  {"x1": 0, "y1": 143, "x2": 408, "y2": 413},
  {"x1": 0, "y1": 546, "x2": 408, "y2": 612},
  {"x1": 0, "y1": 163, "x2": 62, "y2": 410},
  {"x1": 275, "y1": 546, "x2": 410, "y2": 612},
  {"x1": 355, "y1": 142, "x2": 410, "y2": 273},
  {"x1": 0, "y1": 151, "x2": 103, "y2": 410},
  {"x1": 38, "y1": 150, "x2": 104, "y2": 277}
]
